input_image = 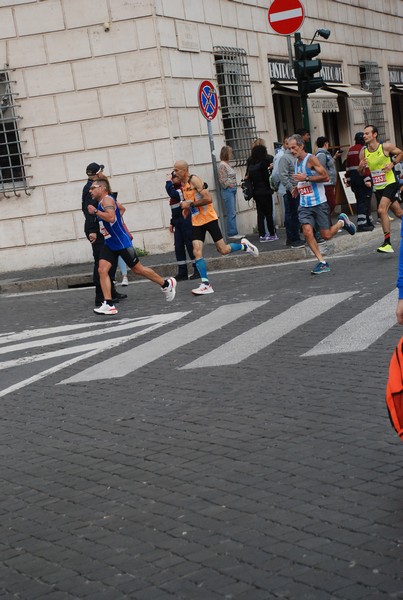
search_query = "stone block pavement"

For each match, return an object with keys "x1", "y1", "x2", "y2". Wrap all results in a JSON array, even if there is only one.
[{"x1": 1, "y1": 217, "x2": 403, "y2": 599}]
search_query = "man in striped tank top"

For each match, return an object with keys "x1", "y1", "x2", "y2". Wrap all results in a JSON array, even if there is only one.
[{"x1": 288, "y1": 134, "x2": 356, "y2": 275}]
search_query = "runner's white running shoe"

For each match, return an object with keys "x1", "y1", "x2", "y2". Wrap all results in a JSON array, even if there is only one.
[
  {"x1": 93, "y1": 301, "x2": 118, "y2": 315},
  {"x1": 241, "y1": 237, "x2": 259, "y2": 257},
  {"x1": 162, "y1": 277, "x2": 177, "y2": 302},
  {"x1": 121, "y1": 275, "x2": 129, "y2": 286},
  {"x1": 192, "y1": 283, "x2": 214, "y2": 295}
]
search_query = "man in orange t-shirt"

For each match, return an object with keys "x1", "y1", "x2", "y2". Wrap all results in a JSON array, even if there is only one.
[{"x1": 173, "y1": 160, "x2": 259, "y2": 295}]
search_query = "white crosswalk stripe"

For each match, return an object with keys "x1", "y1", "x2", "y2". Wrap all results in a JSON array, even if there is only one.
[
  {"x1": 0, "y1": 312, "x2": 189, "y2": 398},
  {"x1": 0, "y1": 290, "x2": 398, "y2": 396},
  {"x1": 303, "y1": 289, "x2": 397, "y2": 356},
  {"x1": 60, "y1": 301, "x2": 268, "y2": 384},
  {"x1": 181, "y1": 292, "x2": 357, "y2": 369}
]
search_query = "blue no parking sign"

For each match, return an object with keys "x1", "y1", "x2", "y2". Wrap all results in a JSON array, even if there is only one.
[{"x1": 198, "y1": 80, "x2": 218, "y2": 121}]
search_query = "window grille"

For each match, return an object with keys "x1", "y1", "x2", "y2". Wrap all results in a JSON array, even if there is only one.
[
  {"x1": 214, "y1": 47, "x2": 257, "y2": 167},
  {"x1": 359, "y1": 61, "x2": 386, "y2": 141},
  {"x1": 0, "y1": 66, "x2": 29, "y2": 196}
]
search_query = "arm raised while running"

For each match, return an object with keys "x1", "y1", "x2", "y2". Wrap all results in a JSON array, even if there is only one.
[
  {"x1": 87, "y1": 196, "x2": 116, "y2": 222},
  {"x1": 293, "y1": 154, "x2": 329, "y2": 183},
  {"x1": 180, "y1": 174, "x2": 212, "y2": 210}
]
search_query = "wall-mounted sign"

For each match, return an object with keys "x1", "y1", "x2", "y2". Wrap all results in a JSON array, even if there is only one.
[
  {"x1": 176, "y1": 21, "x2": 200, "y2": 53},
  {"x1": 389, "y1": 68, "x2": 403, "y2": 85},
  {"x1": 268, "y1": 59, "x2": 343, "y2": 83}
]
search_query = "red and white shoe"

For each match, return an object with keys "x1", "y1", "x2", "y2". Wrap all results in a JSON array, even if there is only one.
[
  {"x1": 162, "y1": 277, "x2": 177, "y2": 302},
  {"x1": 192, "y1": 283, "x2": 214, "y2": 295},
  {"x1": 93, "y1": 301, "x2": 118, "y2": 315}
]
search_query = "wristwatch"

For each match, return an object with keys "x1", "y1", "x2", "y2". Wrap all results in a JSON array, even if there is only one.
[
  {"x1": 305, "y1": 176, "x2": 310, "y2": 182},
  {"x1": 94, "y1": 208, "x2": 98, "y2": 214}
]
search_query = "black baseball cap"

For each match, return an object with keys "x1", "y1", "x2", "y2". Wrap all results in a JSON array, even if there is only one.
[
  {"x1": 355, "y1": 132, "x2": 364, "y2": 144},
  {"x1": 86, "y1": 162, "x2": 104, "y2": 176}
]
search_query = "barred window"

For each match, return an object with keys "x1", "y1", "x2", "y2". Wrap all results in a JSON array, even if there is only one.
[
  {"x1": 214, "y1": 47, "x2": 257, "y2": 167},
  {"x1": 1, "y1": 66, "x2": 28, "y2": 196}
]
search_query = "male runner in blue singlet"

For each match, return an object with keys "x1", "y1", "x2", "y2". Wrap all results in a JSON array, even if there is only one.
[{"x1": 87, "y1": 179, "x2": 176, "y2": 315}]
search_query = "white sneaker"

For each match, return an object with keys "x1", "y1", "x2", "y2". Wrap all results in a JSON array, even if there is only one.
[
  {"x1": 121, "y1": 275, "x2": 129, "y2": 286},
  {"x1": 241, "y1": 237, "x2": 259, "y2": 257},
  {"x1": 94, "y1": 301, "x2": 118, "y2": 315},
  {"x1": 162, "y1": 277, "x2": 176, "y2": 302},
  {"x1": 192, "y1": 283, "x2": 214, "y2": 295}
]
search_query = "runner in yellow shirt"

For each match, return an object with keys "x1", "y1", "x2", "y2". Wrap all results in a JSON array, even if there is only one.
[
  {"x1": 358, "y1": 125, "x2": 403, "y2": 253},
  {"x1": 173, "y1": 160, "x2": 259, "y2": 295}
]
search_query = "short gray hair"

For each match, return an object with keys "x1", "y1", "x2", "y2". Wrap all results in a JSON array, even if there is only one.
[{"x1": 287, "y1": 134, "x2": 304, "y2": 147}]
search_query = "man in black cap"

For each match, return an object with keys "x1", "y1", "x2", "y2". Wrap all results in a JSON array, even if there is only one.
[
  {"x1": 345, "y1": 132, "x2": 374, "y2": 232},
  {"x1": 82, "y1": 162, "x2": 127, "y2": 307}
]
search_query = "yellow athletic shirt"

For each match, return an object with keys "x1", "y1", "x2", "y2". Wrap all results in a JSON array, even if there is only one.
[{"x1": 364, "y1": 143, "x2": 396, "y2": 190}]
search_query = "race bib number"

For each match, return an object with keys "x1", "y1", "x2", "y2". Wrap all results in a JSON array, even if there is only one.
[
  {"x1": 99, "y1": 222, "x2": 111, "y2": 239},
  {"x1": 371, "y1": 169, "x2": 387, "y2": 187},
  {"x1": 297, "y1": 181, "x2": 314, "y2": 197}
]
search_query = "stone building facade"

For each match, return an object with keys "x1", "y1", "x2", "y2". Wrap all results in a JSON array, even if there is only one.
[{"x1": 0, "y1": 0, "x2": 402, "y2": 273}]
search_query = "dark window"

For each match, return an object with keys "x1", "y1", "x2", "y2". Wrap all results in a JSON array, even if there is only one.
[
  {"x1": 214, "y1": 47, "x2": 257, "y2": 167},
  {"x1": 0, "y1": 67, "x2": 28, "y2": 195}
]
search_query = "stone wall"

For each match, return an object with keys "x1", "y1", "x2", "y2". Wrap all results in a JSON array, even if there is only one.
[{"x1": 0, "y1": 0, "x2": 401, "y2": 272}]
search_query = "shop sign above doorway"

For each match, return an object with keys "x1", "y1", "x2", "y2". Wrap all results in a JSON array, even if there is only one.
[{"x1": 268, "y1": 0, "x2": 305, "y2": 36}]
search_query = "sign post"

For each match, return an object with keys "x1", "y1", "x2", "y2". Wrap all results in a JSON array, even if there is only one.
[
  {"x1": 197, "y1": 80, "x2": 226, "y2": 240},
  {"x1": 268, "y1": 2, "x2": 311, "y2": 147}
]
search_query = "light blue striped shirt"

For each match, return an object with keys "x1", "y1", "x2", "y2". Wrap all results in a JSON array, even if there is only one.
[{"x1": 295, "y1": 154, "x2": 327, "y2": 207}]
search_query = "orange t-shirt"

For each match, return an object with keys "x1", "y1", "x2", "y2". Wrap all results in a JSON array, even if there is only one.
[{"x1": 182, "y1": 182, "x2": 218, "y2": 226}]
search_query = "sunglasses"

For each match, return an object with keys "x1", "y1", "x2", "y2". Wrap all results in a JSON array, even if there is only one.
[{"x1": 90, "y1": 185, "x2": 101, "y2": 189}]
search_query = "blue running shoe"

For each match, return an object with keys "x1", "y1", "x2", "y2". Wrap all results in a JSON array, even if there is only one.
[
  {"x1": 338, "y1": 213, "x2": 356, "y2": 235},
  {"x1": 311, "y1": 261, "x2": 330, "y2": 275}
]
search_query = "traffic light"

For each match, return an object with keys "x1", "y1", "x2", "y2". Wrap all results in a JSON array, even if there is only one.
[{"x1": 294, "y1": 39, "x2": 324, "y2": 96}]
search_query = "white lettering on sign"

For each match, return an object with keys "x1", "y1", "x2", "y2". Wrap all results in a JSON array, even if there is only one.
[
  {"x1": 270, "y1": 8, "x2": 303, "y2": 22},
  {"x1": 269, "y1": 60, "x2": 343, "y2": 83},
  {"x1": 389, "y1": 68, "x2": 403, "y2": 84}
]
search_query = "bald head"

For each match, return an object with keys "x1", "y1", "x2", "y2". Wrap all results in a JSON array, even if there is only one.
[{"x1": 173, "y1": 160, "x2": 189, "y2": 184}]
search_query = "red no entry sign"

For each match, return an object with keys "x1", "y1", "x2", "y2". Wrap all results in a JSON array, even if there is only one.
[
  {"x1": 268, "y1": 0, "x2": 305, "y2": 36},
  {"x1": 198, "y1": 80, "x2": 218, "y2": 121}
]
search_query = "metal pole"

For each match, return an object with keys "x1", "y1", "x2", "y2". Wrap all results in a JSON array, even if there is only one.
[
  {"x1": 287, "y1": 35, "x2": 293, "y2": 68},
  {"x1": 207, "y1": 119, "x2": 226, "y2": 242},
  {"x1": 294, "y1": 32, "x2": 312, "y2": 153}
]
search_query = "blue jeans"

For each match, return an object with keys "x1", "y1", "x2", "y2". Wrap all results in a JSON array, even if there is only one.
[{"x1": 221, "y1": 187, "x2": 238, "y2": 236}]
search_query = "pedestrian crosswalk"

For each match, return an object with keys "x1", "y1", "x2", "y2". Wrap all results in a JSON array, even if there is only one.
[
  {"x1": 0, "y1": 289, "x2": 398, "y2": 397},
  {"x1": 181, "y1": 292, "x2": 356, "y2": 369},
  {"x1": 303, "y1": 289, "x2": 396, "y2": 356}
]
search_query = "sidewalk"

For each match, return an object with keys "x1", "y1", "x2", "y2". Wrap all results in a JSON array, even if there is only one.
[{"x1": 0, "y1": 218, "x2": 393, "y2": 294}]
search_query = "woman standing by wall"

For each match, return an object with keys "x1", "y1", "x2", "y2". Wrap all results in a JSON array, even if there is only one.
[
  {"x1": 246, "y1": 143, "x2": 278, "y2": 242},
  {"x1": 218, "y1": 146, "x2": 242, "y2": 239}
]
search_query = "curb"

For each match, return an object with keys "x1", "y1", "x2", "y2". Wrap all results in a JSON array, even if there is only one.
[{"x1": 0, "y1": 222, "x2": 394, "y2": 295}]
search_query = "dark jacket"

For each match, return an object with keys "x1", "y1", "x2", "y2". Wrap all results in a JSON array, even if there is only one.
[
  {"x1": 82, "y1": 179, "x2": 101, "y2": 239},
  {"x1": 246, "y1": 146, "x2": 274, "y2": 195},
  {"x1": 166, "y1": 180, "x2": 189, "y2": 225}
]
